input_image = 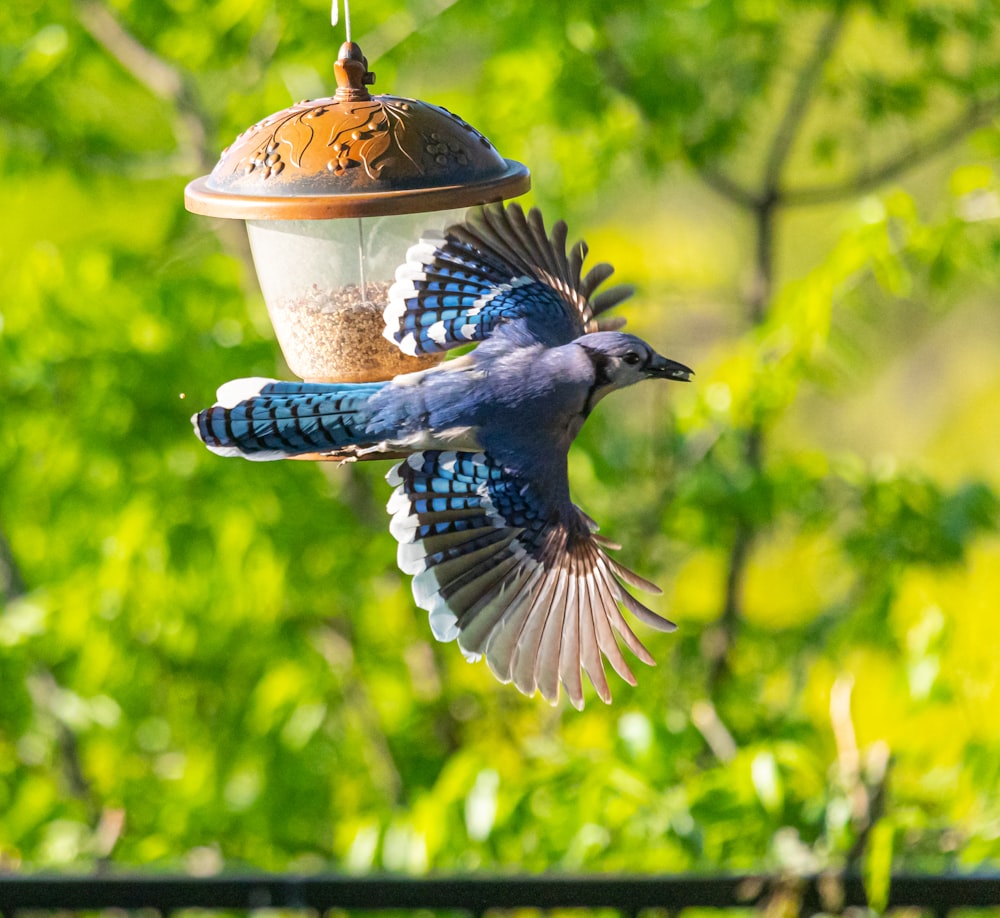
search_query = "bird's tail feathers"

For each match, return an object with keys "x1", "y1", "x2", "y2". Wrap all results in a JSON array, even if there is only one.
[{"x1": 194, "y1": 377, "x2": 386, "y2": 460}]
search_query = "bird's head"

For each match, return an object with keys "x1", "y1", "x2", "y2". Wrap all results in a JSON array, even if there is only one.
[{"x1": 578, "y1": 332, "x2": 693, "y2": 409}]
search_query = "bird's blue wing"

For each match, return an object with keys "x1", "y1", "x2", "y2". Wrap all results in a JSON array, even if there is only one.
[
  {"x1": 386, "y1": 449, "x2": 675, "y2": 708},
  {"x1": 384, "y1": 203, "x2": 634, "y2": 356}
]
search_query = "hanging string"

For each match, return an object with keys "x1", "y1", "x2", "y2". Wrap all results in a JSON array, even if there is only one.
[
  {"x1": 357, "y1": 217, "x2": 368, "y2": 305},
  {"x1": 332, "y1": 0, "x2": 363, "y2": 302},
  {"x1": 331, "y1": 0, "x2": 352, "y2": 42}
]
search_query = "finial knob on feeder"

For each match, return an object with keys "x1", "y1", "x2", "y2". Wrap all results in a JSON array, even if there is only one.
[{"x1": 334, "y1": 41, "x2": 375, "y2": 101}]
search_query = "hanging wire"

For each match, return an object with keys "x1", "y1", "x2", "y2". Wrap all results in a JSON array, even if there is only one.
[
  {"x1": 331, "y1": 0, "x2": 352, "y2": 42},
  {"x1": 357, "y1": 217, "x2": 368, "y2": 305},
  {"x1": 331, "y1": 0, "x2": 363, "y2": 302}
]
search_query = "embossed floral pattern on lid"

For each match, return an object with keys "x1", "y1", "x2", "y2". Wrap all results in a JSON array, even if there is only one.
[{"x1": 185, "y1": 41, "x2": 529, "y2": 220}]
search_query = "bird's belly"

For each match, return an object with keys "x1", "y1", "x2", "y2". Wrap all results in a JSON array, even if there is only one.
[{"x1": 381, "y1": 426, "x2": 483, "y2": 453}]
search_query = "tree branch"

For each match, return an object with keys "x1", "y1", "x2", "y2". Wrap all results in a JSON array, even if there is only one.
[
  {"x1": 3, "y1": 529, "x2": 110, "y2": 842},
  {"x1": 705, "y1": 12, "x2": 846, "y2": 692},
  {"x1": 694, "y1": 8, "x2": 847, "y2": 215},
  {"x1": 782, "y1": 96, "x2": 1000, "y2": 207},
  {"x1": 76, "y1": 1, "x2": 210, "y2": 172},
  {"x1": 76, "y1": 1, "x2": 259, "y2": 285},
  {"x1": 77, "y1": 1, "x2": 183, "y2": 99},
  {"x1": 695, "y1": 165, "x2": 762, "y2": 211},
  {"x1": 762, "y1": 6, "x2": 848, "y2": 195},
  {"x1": 0, "y1": 524, "x2": 27, "y2": 601},
  {"x1": 707, "y1": 427, "x2": 762, "y2": 691},
  {"x1": 27, "y1": 671, "x2": 101, "y2": 822}
]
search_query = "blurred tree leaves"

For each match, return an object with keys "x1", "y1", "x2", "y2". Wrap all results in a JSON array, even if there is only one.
[{"x1": 2, "y1": 0, "x2": 1000, "y2": 889}]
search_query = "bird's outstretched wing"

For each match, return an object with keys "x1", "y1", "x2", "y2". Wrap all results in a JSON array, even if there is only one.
[
  {"x1": 386, "y1": 449, "x2": 676, "y2": 708},
  {"x1": 384, "y1": 203, "x2": 634, "y2": 357}
]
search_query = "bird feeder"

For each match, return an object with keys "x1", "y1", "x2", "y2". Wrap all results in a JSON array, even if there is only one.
[{"x1": 185, "y1": 40, "x2": 529, "y2": 382}]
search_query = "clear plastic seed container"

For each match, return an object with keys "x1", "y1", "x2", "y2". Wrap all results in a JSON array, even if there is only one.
[{"x1": 247, "y1": 211, "x2": 463, "y2": 381}]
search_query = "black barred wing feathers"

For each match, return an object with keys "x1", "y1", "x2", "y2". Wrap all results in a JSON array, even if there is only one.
[
  {"x1": 195, "y1": 378, "x2": 387, "y2": 460},
  {"x1": 386, "y1": 450, "x2": 676, "y2": 708},
  {"x1": 384, "y1": 203, "x2": 634, "y2": 357}
]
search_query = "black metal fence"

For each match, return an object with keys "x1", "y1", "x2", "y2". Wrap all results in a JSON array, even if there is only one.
[{"x1": 1, "y1": 874, "x2": 999, "y2": 916}]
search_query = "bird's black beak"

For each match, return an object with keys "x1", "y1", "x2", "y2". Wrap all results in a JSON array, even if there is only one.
[{"x1": 647, "y1": 353, "x2": 694, "y2": 382}]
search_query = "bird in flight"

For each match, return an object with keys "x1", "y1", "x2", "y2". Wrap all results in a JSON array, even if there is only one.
[{"x1": 193, "y1": 203, "x2": 692, "y2": 708}]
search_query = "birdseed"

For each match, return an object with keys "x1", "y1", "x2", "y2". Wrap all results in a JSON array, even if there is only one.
[{"x1": 269, "y1": 281, "x2": 441, "y2": 382}]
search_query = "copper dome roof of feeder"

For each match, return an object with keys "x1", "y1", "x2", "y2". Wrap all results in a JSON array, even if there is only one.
[{"x1": 185, "y1": 41, "x2": 530, "y2": 220}]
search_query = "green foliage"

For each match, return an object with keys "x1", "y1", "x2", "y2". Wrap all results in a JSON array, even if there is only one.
[{"x1": 2, "y1": 0, "x2": 1000, "y2": 888}]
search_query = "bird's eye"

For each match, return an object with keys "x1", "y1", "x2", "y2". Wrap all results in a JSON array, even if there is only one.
[{"x1": 622, "y1": 352, "x2": 641, "y2": 366}]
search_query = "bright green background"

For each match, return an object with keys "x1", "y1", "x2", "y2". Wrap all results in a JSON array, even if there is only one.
[{"x1": 2, "y1": 0, "x2": 999, "y2": 889}]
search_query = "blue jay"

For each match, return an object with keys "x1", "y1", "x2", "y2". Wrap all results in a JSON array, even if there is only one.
[{"x1": 194, "y1": 204, "x2": 692, "y2": 708}]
